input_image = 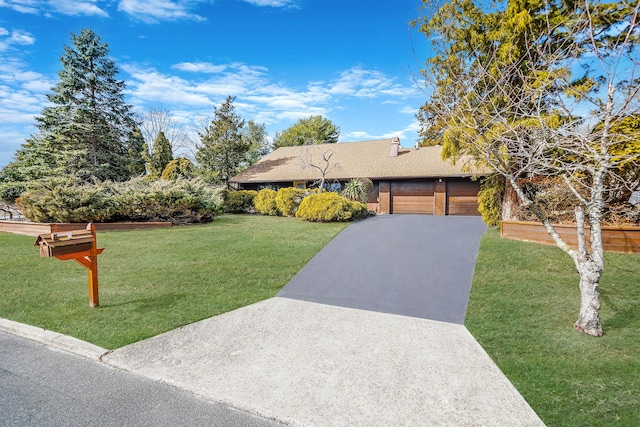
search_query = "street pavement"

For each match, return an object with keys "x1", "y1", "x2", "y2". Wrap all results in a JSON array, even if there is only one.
[{"x1": 0, "y1": 331, "x2": 284, "y2": 426}]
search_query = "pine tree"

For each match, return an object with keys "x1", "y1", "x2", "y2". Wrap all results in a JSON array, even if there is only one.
[
  {"x1": 3, "y1": 28, "x2": 139, "y2": 182},
  {"x1": 243, "y1": 120, "x2": 271, "y2": 166},
  {"x1": 125, "y1": 127, "x2": 147, "y2": 177},
  {"x1": 148, "y1": 131, "x2": 174, "y2": 178},
  {"x1": 196, "y1": 96, "x2": 250, "y2": 188}
]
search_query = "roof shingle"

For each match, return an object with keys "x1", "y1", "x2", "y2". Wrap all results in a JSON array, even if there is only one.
[{"x1": 231, "y1": 139, "x2": 484, "y2": 183}]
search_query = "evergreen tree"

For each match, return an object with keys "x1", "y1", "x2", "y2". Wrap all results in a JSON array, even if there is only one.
[
  {"x1": 125, "y1": 126, "x2": 147, "y2": 177},
  {"x1": 148, "y1": 131, "x2": 174, "y2": 178},
  {"x1": 2, "y1": 28, "x2": 138, "y2": 182},
  {"x1": 273, "y1": 116, "x2": 339, "y2": 148},
  {"x1": 196, "y1": 96, "x2": 250, "y2": 188},
  {"x1": 243, "y1": 120, "x2": 271, "y2": 166}
]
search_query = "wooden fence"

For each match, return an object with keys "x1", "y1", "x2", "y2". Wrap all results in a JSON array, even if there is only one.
[
  {"x1": 500, "y1": 220, "x2": 640, "y2": 254},
  {"x1": 0, "y1": 221, "x2": 171, "y2": 236}
]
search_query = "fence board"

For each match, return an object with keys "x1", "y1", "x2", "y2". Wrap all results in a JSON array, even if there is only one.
[
  {"x1": 0, "y1": 221, "x2": 171, "y2": 236},
  {"x1": 500, "y1": 221, "x2": 640, "y2": 254}
]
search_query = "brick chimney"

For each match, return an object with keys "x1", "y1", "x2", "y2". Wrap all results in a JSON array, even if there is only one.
[{"x1": 389, "y1": 137, "x2": 400, "y2": 157}]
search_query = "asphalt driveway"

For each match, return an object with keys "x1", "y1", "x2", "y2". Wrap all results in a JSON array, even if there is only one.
[{"x1": 278, "y1": 215, "x2": 487, "y2": 324}]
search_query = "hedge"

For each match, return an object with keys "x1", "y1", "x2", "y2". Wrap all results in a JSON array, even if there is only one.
[
  {"x1": 16, "y1": 177, "x2": 224, "y2": 225},
  {"x1": 254, "y1": 188, "x2": 279, "y2": 216},
  {"x1": 276, "y1": 187, "x2": 306, "y2": 216},
  {"x1": 295, "y1": 192, "x2": 368, "y2": 222}
]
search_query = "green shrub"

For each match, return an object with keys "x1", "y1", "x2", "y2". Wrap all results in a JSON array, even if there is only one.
[
  {"x1": 254, "y1": 188, "x2": 279, "y2": 216},
  {"x1": 16, "y1": 177, "x2": 224, "y2": 225},
  {"x1": 296, "y1": 192, "x2": 368, "y2": 222},
  {"x1": 276, "y1": 187, "x2": 306, "y2": 216},
  {"x1": 16, "y1": 177, "x2": 117, "y2": 223},
  {"x1": 0, "y1": 182, "x2": 27, "y2": 202},
  {"x1": 477, "y1": 176, "x2": 504, "y2": 226},
  {"x1": 161, "y1": 158, "x2": 197, "y2": 180},
  {"x1": 341, "y1": 178, "x2": 374, "y2": 203},
  {"x1": 223, "y1": 189, "x2": 257, "y2": 213}
]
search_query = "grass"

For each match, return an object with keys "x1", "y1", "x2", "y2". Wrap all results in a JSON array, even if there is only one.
[
  {"x1": 0, "y1": 215, "x2": 347, "y2": 349},
  {"x1": 3, "y1": 216, "x2": 638, "y2": 423},
  {"x1": 466, "y1": 228, "x2": 640, "y2": 426}
]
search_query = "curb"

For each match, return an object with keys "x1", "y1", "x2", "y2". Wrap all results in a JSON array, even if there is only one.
[{"x1": 0, "y1": 318, "x2": 109, "y2": 361}]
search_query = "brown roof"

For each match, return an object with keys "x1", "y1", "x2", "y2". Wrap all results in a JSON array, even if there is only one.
[{"x1": 231, "y1": 139, "x2": 486, "y2": 183}]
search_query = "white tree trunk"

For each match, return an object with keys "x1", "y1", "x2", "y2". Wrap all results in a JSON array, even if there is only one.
[
  {"x1": 573, "y1": 258, "x2": 604, "y2": 336},
  {"x1": 501, "y1": 181, "x2": 519, "y2": 221},
  {"x1": 573, "y1": 207, "x2": 604, "y2": 336}
]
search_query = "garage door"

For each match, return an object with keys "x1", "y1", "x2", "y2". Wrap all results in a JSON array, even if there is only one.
[
  {"x1": 447, "y1": 180, "x2": 480, "y2": 215},
  {"x1": 391, "y1": 180, "x2": 435, "y2": 214}
]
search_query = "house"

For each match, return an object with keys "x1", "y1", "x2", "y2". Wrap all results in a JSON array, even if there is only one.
[{"x1": 230, "y1": 138, "x2": 487, "y2": 215}]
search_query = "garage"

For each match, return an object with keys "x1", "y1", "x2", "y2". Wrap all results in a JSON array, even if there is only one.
[
  {"x1": 378, "y1": 178, "x2": 480, "y2": 216},
  {"x1": 390, "y1": 180, "x2": 435, "y2": 214},
  {"x1": 446, "y1": 179, "x2": 481, "y2": 215}
]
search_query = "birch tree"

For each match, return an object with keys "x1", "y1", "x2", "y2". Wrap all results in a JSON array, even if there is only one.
[{"x1": 414, "y1": 0, "x2": 640, "y2": 336}]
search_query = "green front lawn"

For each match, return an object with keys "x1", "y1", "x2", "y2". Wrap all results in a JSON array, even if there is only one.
[
  {"x1": 466, "y1": 228, "x2": 640, "y2": 426},
  {"x1": 0, "y1": 215, "x2": 347, "y2": 349},
  {"x1": 3, "y1": 216, "x2": 638, "y2": 424}
]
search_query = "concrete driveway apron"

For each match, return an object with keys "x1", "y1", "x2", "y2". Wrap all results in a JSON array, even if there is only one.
[{"x1": 278, "y1": 215, "x2": 487, "y2": 324}]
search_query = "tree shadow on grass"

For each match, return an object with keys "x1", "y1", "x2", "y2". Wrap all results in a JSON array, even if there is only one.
[{"x1": 599, "y1": 289, "x2": 640, "y2": 331}]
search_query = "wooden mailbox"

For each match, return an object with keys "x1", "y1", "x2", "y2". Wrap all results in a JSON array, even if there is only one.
[
  {"x1": 35, "y1": 223, "x2": 104, "y2": 307},
  {"x1": 35, "y1": 230, "x2": 95, "y2": 258}
]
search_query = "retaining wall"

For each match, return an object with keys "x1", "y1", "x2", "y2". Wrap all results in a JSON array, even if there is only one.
[
  {"x1": 0, "y1": 221, "x2": 172, "y2": 236},
  {"x1": 500, "y1": 220, "x2": 640, "y2": 254}
]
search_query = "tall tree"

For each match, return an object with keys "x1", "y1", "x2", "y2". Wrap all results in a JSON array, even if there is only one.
[
  {"x1": 196, "y1": 96, "x2": 250, "y2": 188},
  {"x1": 3, "y1": 29, "x2": 139, "y2": 182},
  {"x1": 148, "y1": 131, "x2": 174, "y2": 178},
  {"x1": 242, "y1": 120, "x2": 271, "y2": 166},
  {"x1": 125, "y1": 126, "x2": 147, "y2": 177},
  {"x1": 273, "y1": 115, "x2": 340, "y2": 148},
  {"x1": 414, "y1": 0, "x2": 640, "y2": 336}
]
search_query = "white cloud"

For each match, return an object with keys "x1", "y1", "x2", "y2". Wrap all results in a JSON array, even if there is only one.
[
  {"x1": 0, "y1": 0, "x2": 40, "y2": 14},
  {"x1": 0, "y1": 0, "x2": 108, "y2": 16},
  {"x1": 328, "y1": 66, "x2": 419, "y2": 98},
  {"x1": 50, "y1": 0, "x2": 109, "y2": 17},
  {"x1": 118, "y1": 0, "x2": 206, "y2": 23},
  {"x1": 242, "y1": 0, "x2": 298, "y2": 7},
  {"x1": 400, "y1": 105, "x2": 417, "y2": 115},
  {"x1": 123, "y1": 64, "x2": 213, "y2": 106},
  {"x1": 0, "y1": 29, "x2": 36, "y2": 52},
  {"x1": 122, "y1": 61, "x2": 423, "y2": 139},
  {"x1": 0, "y1": 57, "x2": 53, "y2": 166},
  {"x1": 172, "y1": 62, "x2": 228, "y2": 73}
]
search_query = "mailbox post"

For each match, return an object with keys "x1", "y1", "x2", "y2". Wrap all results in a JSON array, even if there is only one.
[{"x1": 35, "y1": 223, "x2": 104, "y2": 307}]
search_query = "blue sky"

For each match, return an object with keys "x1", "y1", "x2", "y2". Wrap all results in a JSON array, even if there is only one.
[{"x1": 0, "y1": 0, "x2": 431, "y2": 168}]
